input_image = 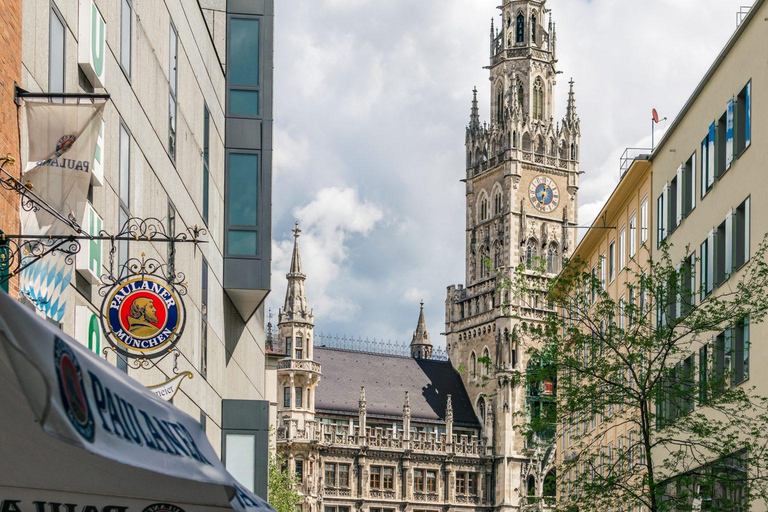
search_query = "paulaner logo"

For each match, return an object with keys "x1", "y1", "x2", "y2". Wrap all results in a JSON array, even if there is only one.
[
  {"x1": 54, "y1": 337, "x2": 95, "y2": 442},
  {"x1": 55, "y1": 134, "x2": 77, "y2": 156},
  {"x1": 33, "y1": 133, "x2": 91, "y2": 173}
]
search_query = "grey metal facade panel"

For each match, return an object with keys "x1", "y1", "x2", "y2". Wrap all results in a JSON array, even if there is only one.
[
  {"x1": 226, "y1": 118, "x2": 262, "y2": 149},
  {"x1": 224, "y1": 257, "x2": 271, "y2": 290},
  {"x1": 227, "y1": 0, "x2": 267, "y2": 15},
  {"x1": 222, "y1": 399, "x2": 270, "y2": 499},
  {"x1": 313, "y1": 348, "x2": 480, "y2": 426}
]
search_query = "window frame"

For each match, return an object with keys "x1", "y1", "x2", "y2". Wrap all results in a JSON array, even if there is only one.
[
  {"x1": 49, "y1": 3, "x2": 66, "y2": 97},
  {"x1": 226, "y1": 15, "x2": 262, "y2": 119},
  {"x1": 202, "y1": 103, "x2": 210, "y2": 225},
  {"x1": 120, "y1": 0, "x2": 133, "y2": 80},
  {"x1": 640, "y1": 197, "x2": 649, "y2": 244},
  {"x1": 225, "y1": 150, "x2": 262, "y2": 258}
]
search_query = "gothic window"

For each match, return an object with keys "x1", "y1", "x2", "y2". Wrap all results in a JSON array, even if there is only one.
[
  {"x1": 480, "y1": 197, "x2": 489, "y2": 221},
  {"x1": 522, "y1": 132, "x2": 531, "y2": 152},
  {"x1": 535, "y1": 135, "x2": 545, "y2": 155},
  {"x1": 548, "y1": 137, "x2": 557, "y2": 156},
  {"x1": 478, "y1": 398, "x2": 487, "y2": 425},
  {"x1": 494, "y1": 244, "x2": 502, "y2": 269},
  {"x1": 571, "y1": 143, "x2": 576, "y2": 160},
  {"x1": 470, "y1": 351, "x2": 477, "y2": 378},
  {"x1": 526, "y1": 238, "x2": 538, "y2": 269},
  {"x1": 527, "y1": 358, "x2": 556, "y2": 442},
  {"x1": 518, "y1": 83, "x2": 525, "y2": 113},
  {"x1": 560, "y1": 140, "x2": 568, "y2": 159},
  {"x1": 543, "y1": 470, "x2": 557, "y2": 497},
  {"x1": 547, "y1": 243, "x2": 559, "y2": 274},
  {"x1": 496, "y1": 88, "x2": 504, "y2": 124},
  {"x1": 533, "y1": 78, "x2": 544, "y2": 120},
  {"x1": 527, "y1": 475, "x2": 536, "y2": 496},
  {"x1": 531, "y1": 13, "x2": 537, "y2": 45},
  {"x1": 512, "y1": 131, "x2": 517, "y2": 148},
  {"x1": 494, "y1": 192, "x2": 502, "y2": 215},
  {"x1": 516, "y1": 13, "x2": 524, "y2": 43},
  {"x1": 482, "y1": 347, "x2": 491, "y2": 376}
]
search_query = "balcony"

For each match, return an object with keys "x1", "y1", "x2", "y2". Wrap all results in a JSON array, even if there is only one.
[{"x1": 276, "y1": 358, "x2": 321, "y2": 374}]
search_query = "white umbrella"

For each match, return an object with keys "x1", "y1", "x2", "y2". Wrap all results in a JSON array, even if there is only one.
[{"x1": 0, "y1": 291, "x2": 274, "y2": 512}]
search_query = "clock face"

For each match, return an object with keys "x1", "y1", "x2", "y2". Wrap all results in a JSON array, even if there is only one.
[{"x1": 529, "y1": 176, "x2": 560, "y2": 213}]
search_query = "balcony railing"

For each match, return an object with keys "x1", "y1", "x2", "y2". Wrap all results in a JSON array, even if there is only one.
[{"x1": 276, "y1": 358, "x2": 321, "y2": 373}]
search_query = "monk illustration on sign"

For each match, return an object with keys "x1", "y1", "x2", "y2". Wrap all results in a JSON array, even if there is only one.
[{"x1": 126, "y1": 297, "x2": 161, "y2": 338}]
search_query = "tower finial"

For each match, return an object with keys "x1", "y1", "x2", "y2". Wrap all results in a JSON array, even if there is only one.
[
  {"x1": 470, "y1": 87, "x2": 480, "y2": 130},
  {"x1": 293, "y1": 221, "x2": 301, "y2": 239},
  {"x1": 566, "y1": 78, "x2": 577, "y2": 121}
]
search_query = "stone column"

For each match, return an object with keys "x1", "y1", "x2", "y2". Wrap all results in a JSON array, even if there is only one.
[
  {"x1": 402, "y1": 392, "x2": 411, "y2": 450},
  {"x1": 358, "y1": 387, "x2": 367, "y2": 441}
]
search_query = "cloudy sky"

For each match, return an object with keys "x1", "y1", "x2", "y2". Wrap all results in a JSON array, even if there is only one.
[{"x1": 268, "y1": 0, "x2": 752, "y2": 348}]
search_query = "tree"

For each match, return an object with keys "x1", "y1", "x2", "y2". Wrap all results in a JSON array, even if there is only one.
[
  {"x1": 268, "y1": 450, "x2": 302, "y2": 512},
  {"x1": 493, "y1": 239, "x2": 768, "y2": 512}
]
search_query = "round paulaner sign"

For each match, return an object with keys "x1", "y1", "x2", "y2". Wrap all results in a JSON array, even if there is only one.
[{"x1": 103, "y1": 277, "x2": 184, "y2": 359}]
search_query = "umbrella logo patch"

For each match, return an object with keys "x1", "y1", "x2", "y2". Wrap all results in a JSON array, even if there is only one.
[
  {"x1": 55, "y1": 134, "x2": 77, "y2": 157},
  {"x1": 104, "y1": 277, "x2": 184, "y2": 359},
  {"x1": 54, "y1": 337, "x2": 95, "y2": 442},
  {"x1": 143, "y1": 504, "x2": 185, "y2": 512}
]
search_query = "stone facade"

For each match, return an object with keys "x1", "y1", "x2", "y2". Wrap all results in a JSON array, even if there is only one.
[{"x1": 445, "y1": 0, "x2": 580, "y2": 509}]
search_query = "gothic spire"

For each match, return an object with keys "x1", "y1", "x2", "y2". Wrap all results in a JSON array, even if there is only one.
[
  {"x1": 279, "y1": 222, "x2": 313, "y2": 326},
  {"x1": 410, "y1": 301, "x2": 433, "y2": 360},
  {"x1": 566, "y1": 78, "x2": 577, "y2": 122},
  {"x1": 469, "y1": 87, "x2": 480, "y2": 130}
]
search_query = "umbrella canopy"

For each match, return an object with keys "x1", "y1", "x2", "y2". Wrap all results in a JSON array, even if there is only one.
[{"x1": 0, "y1": 291, "x2": 274, "y2": 512}]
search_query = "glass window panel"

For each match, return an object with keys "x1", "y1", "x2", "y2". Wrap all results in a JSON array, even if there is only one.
[
  {"x1": 203, "y1": 106, "x2": 210, "y2": 224},
  {"x1": 169, "y1": 25, "x2": 178, "y2": 93},
  {"x1": 228, "y1": 153, "x2": 259, "y2": 226},
  {"x1": 229, "y1": 89, "x2": 259, "y2": 116},
  {"x1": 49, "y1": 8, "x2": 65, "y2": 95},
  {"x1": 225, "y1": 434, "x2": 255, "y2": 492},
  {"x1": 121, "y1": 0, "x2": 132, "y2": 76},
  {"x1": 228, "y1": 230, "x2": 258, "y2": 256},
  {"x1": 229, "y1": 18, "x2": 260, "y2": 86}
]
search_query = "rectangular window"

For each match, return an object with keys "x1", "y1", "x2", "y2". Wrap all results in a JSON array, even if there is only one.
[
  {"x1": 657, "y1": 187, "x2": 667, "y2": 245},
  {"x1": 338, "y1": 464, "x2": 350, "y2": 488},
  {"x1": 382, "y1": 467, "x2": 394, "y2": 490},
  {"x1": 325, "y1": 463, "x2": 336, "y2": 487},
  {"x1": 733, "y1": 197, "x2": 750, "y2": 270},
  {"x1": 591, "y1": 266, "x2": 598, "y2": 304},
  {"x1": 296, "y1": 337, "x2": 303, "y2": 348},
  {"x1": 169, "y1": 24, "x2": 178, "y2": 161},
  {"x1": 295, "y1": 387, "x2": 303, "y2": 408},
  {"x1": 600, "y1": 254, "x2": 606, "y2": 290},
  {"x1": 618, "y1": 228, "x2": 626, "y2": 272},
  {"x1": 736, "y1": 81, "x2": 752, "y2": 155},
  {"x1": 726, "y1": 98, "x2": 735, "y2": 171},
  {"x1": 733, "y1": 317, "x2": 749, "y2": 386},
  {"x1": 285, "y1": 337, "x2": 292, "y2": 357},
  {"x1": 203, "y1": 105, "x2": 210, "y2": 225},
  {"x1": 699, "y1": 345, "x2": 708, "y2": 404},
  {"x1": 669, "y1": 174, "x2": 678, "y2": 232},
  {"x1": 227, "y1": 153, "x2": 260, "y2": 256},
  {"x1": 283, "y1": 387, "x2": 290, "y2": 408},
  {"x1": 609, "y1": 241, "x2": 616, "y2": 282},
  {"x1": 119, "y1": 122, "x2": 131, "y2": 209},
  {"x1": 682, "y1": 354, "x2": 695, "y2": 415},
  {"x1": 426, "y1": 470, "x2": 437, "y2": 492},
  {"x1": 701, "y1": 134, "x2": 711, "y2": 197},
  {"x1": 228, "y1": 17, "x2": 260, "y2": 117},
  {"x1": 201, "y1": 257, "x2": 208, "y2": 378},
  {"x1": 120, "y1": 0, "x2": 132, "y2": 78},
  {"x1": 681, "y1": 153, "x2": 696, "y2": 219},
  {"x1": 640, "y1": 197, "x2": 649, "y2": 243},
  {"x1": 714, "y1": 331, "x2": 730, "y2": 396},
  {"x1": 715, "y1": 218, "x2": 728, "y2": 286},
  {"x1": 628, "y1": 285, "x2": 636, "y2": 326},
  {"x1": 629, "y1": 214, "x2": 637, "y2": 257},
  {"x1": 49, "y1": 5, "x2": 65, "y2": 96},
  {"x1": 715, "y1": 111, "x2": 727, "y2": 179},
  {"x1": 295, "y1": 349, "x2": 303, "y2": 360},
  {"x1": 370, "y1": 466, "x2": 380, "y2": 489},
  {"x1": 295, "y1": 460, "x2": 303, "y2": 482},
  {"x1": 681, "y1": 252, "x2": 695, "y2": 317},
  {"x1": 456, "y1": 473, "x2": 466, "y2": 494},
  {"x1": 414, "y1": 469, "x2": 424, "y2": 492}
]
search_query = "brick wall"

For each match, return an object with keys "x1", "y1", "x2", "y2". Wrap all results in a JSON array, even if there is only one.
[{"x1": 0, "y1": 0, "x2": 22, "y2": 297}]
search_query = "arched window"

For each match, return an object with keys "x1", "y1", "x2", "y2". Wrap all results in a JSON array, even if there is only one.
[
  {"x1": 512, "y1": 131, "x2": 517, "y2": 148},
  {"x1": 527, "y1": 358, "x2": 556, "y2": 443},
  {"x1": 560, "y1": 140, "x2": 568, "y2": 159},
  {"x1": 571, "y1": 143, "x2": 576, "y2": 160},
  {"x1": 535, "y1": 135, "x2": 545, "y2": 155},
  {"x1": 516, "y1": 13, "x2": 525, "y2": 43},
  {"x1": 547, "y1": 243, "x2": 559, "y2": 274},
  {"x1": 518, "y1": 83, "x2": 525, "y2": 113},
  {"x1": 531, "y1": 13, "x2": 537, "y2": 45},
  {"x1": 494, "y1": 243, "x2": 502, "y2": 269},
  {"x1": 470, "y1": 352, "x2": 477, "y2": 377},
  {"x1": 548, "y1": 137, "x2": 557, "y2": 156},
  {"x1": 522, "y1": 132, "x2": 531, "y2": 151},
  {"x1": 533, "y1": 78, "x2": 544, "y2": 120},
  {"x1": 482, "y1": 347, "x2": 491, "y2": 376},
  {"x1": 478, "y1": 398, "x2": 486, "y2": 424},
  {"x1": 480, "y1": 197, "x2": 489, "y2": 221},
  {"x1": 496, "y1": 88, "x2": 504, "y2": 124},
  {"x1": 527, "y1": 475, "x2": 536, "y2": 496},
  {"x1": 543, "y1": 471, "x2": 557, "y2": 497},
  {"x1": 526, "y1": 238, "x2": 538, "y2": 269},
  {"x1": 494, "y1": 192, "x2": 502, "y2": 215}
]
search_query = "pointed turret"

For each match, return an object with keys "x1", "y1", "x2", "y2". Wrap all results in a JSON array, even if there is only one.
[
  {"x1": 564, "y1": 78, "x2": 579, "y2": 127},
  {"x1": 279, "y1": 222, "x2": 314, "y2": 325},
  {"x1": 410, "y1": 301, "x2": 433, "y2": 360},
  {"x1": 469, "y1": 87, "x2": 480, "y2": 131}
]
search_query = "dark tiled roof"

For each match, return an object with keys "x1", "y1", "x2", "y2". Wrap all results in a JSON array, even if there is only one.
[{"x1": 314, "y1": 347, "x2": 479, "y2": 426}]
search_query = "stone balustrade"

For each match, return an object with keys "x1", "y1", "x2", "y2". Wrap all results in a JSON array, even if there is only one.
[
  {"x1": 278, "y1": 421, "x2": 489, "y2": 457},
  {"x1": 276, "y1": 358, "x2": 322, "y2": 373}
]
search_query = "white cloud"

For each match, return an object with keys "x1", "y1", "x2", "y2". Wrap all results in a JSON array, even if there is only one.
[
  {"x1": 270, "y1": 187, "x2": 384, "y2": 323},
  {"x1": 272, "y1": 0, "x2": 749, "y2": 343}
]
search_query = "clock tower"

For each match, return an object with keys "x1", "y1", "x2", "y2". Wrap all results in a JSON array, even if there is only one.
[{"x1": 445, "y1": 0, "x2": 580, "y2": 509}]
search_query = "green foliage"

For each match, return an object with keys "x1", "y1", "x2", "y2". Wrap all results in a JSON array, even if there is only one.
[
  {"x1": 482, "y1": 237, "x2": 768, "y2": 512},
  {"x1": 268, "y1": 450, "x2": 302, "y2": 512}
]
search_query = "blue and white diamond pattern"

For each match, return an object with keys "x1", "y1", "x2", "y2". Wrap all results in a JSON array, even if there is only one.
[{"x1": 20, "y1": 247, "x2": 74, "y2": 324}]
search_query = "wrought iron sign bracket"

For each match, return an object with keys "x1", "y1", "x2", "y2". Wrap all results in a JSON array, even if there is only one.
[{"x1": 14, "y1": 84, "x2": 111, "y2": 106}]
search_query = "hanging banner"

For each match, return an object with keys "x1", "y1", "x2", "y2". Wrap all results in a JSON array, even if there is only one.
[
  {"x1": 148, "y1": 372, "x2": 194, "y2": 402},
  {"x1": 20, "y1": 101, "x2": 105, "y2": 322}
]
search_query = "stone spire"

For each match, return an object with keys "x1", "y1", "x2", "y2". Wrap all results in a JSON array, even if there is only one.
[
  {"x1": 279, "y1": 222, "x2": 313, "y2": 325},
  {"x1": 358, "y1": 386, "x2": 367, "y2": 435},
  {"x1": 469, "y1": 87, "x2": 480, "y2": 131},
  {"x1": 446, "y1": 394, "x2": 454, "y2": 441},
  {"x1": 403, "y1": 392, "x2": 411, "y2": 440},
  {"x1": 565, "y1": 78, "x2": 578, "y2": 125},
  {"x1": 410, "y1": 301, "x2": 433, "y2": 360}
]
